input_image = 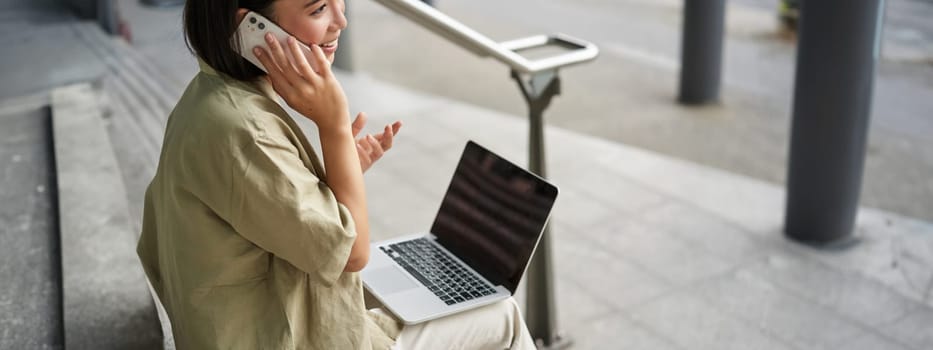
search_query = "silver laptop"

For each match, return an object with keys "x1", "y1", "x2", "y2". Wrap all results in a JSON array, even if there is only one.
[{"x1": 362, "y1": 141, "x2": 559, "y2": 325}]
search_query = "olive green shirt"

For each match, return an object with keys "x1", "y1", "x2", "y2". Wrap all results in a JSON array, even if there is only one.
[{"x1": 136, "y1": 60, "x2": 400, "y2": 350}]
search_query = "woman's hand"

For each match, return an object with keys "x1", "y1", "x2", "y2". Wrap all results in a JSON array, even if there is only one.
[
  {"x1": 351, "y1": 112, "x2": 402, "y2": 173},
  {"x1": 254, "y1": 33, "x2": 348, "y2": 132}
]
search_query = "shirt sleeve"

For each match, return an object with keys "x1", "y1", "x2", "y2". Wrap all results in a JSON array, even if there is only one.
[{"x1": 228, "y1": 131, "x2": 357, "y2": 287}]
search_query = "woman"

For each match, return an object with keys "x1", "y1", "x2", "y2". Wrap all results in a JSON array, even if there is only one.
[{"x1": 136, "y1": 0, "x2": 536, "y2": 349}]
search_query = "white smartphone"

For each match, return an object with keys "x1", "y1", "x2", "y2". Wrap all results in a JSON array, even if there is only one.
[{"x1": 234, "y1": 11, "x2": 313, "y2": 73}]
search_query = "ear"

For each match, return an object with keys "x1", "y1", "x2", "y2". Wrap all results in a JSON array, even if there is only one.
[{"x1": 235, "y1": 8, "x2": 250, "y2": 25}]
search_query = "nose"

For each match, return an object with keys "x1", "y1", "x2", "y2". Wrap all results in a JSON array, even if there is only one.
[{"x1": 330, "y1": 1, "x2": 348, "y2": 32}]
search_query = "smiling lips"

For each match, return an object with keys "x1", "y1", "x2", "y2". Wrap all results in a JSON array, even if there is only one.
[{"x1": 319, "y1": 38, "x2": 338, "y2": 54}]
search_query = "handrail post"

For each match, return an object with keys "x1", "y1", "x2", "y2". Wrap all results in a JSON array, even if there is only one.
[{"x1": 512, "y1": 70, "x2": 571, "y2": 350}]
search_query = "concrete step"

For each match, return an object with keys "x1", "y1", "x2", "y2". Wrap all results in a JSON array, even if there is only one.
[
  {"x1": 73, "y1": 21, "x2": 180, "y2": 114},
  {"x1": 0, "y1": 101, "x2": 63, "y2": 349},
  {"x1": 0, "y1": 16, "x2": 167, "y2": 349},
  {"x1": 70, "y1": 21, "x2": 182, "y2": 350},
  {"x1": 51, "y1": 82, "x2": 162, "y2": 349},
  {"x1": 73, "y1": 21, "x2": 170, "y2": 157},
  {"x1": 71, "y1": 21, "x2": 188, "y2": 235}
]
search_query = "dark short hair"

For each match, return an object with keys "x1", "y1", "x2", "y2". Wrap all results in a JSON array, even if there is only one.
[{"x1": 184, "y1": 0, "x2": 277, "y2": 81}]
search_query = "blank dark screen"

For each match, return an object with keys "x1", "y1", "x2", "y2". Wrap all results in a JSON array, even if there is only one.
[{"x1": 432, "y1": 142, "x2": 558, "y2": 294}]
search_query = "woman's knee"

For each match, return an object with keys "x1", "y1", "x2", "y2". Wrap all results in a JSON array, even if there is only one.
[
  {"x1": 485, "y1": 297, "x2": 524, "y2": 324},
  {"x1": 502, "y1": 297, "x2": 523, "y2": 316}
]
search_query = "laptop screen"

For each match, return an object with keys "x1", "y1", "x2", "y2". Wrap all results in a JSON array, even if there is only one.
[{"x1": 431, "y1": 141, "x2": 558, "y2": 294}]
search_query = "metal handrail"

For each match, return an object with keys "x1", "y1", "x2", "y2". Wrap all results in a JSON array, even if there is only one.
[{"x1": 371, "y1": 0, "x2": 599, "y2": 74}]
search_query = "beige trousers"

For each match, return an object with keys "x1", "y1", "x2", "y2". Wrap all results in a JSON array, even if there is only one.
[{"x1": 374, "y1": 297, "x2": 537, "y2": 350}]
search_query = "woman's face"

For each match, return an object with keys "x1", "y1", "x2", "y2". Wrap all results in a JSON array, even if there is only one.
[{"x1": 271, "y1": 0, "x2": 347, "y2": 62}]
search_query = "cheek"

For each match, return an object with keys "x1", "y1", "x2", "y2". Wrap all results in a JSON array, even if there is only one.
[{"x1": 296, "y1": 24, "x2": 330, "y2": 45}]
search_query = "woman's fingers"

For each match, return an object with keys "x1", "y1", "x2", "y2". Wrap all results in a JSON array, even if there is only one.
[
  {"x1": 265, "y1": 33, "x2": 303, "y2": 87},
  {"x1": 366, "y1": 135, "x2": 384, "y2": 160},
  {"x1": 379, "y1": 125, "x2": 394, "y2": 150},
  {"x1": 354, "y1": 118, "x2": 402, "y2": 171},
  {"x1": 308, "y1": 44, "x2": 332, "y2": 78},
  {"x1": 351, "y1": 112, "x2": 367, "y2": 138},
  {"x1": 286, "y1": 36, "x2": 316, "y2": 80},
  {"x1": 253, "y1": 47, "x2": 291, "y2": 90},
  {"x1": 373, "y1": 121, "x2": 401, "y2": 150},
  {"x1": 264, "y1": 33, "x2": 290, "y2": 69},
  {"x1": 358, "y1": 138, "x2": 373, "y2": 162},
  {"x1": 358, "y1": 134, "x2": 373, "y2": 153},
  {"x1": 252, "y1": 46, "x2": 279, "y2": 74},
  {"x1": 356, "y1": 143, "x2": 372, "y2": 171}
]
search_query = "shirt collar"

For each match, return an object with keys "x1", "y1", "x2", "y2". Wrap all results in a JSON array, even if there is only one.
[
  {"x1": 197, "y1": 58, "x2": 218, "y2": 76},
  {"x1": 197, "y1": 58, "x2": 277, "y2": 101}
]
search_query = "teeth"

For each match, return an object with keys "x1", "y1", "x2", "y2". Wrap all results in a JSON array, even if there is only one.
[{"x1": 319, "y1": 39, "x2": 338, "y2": 47}]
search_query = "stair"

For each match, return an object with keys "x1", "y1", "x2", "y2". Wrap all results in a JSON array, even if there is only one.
[
  {"x1": 51, "y1": 82, "x2": 163, "y2": 349},
  {"x1": 72, "y1": 21, "x2": 185, "y2": 231},
  {"x1": 70, "y1": 21, "x2": 187, "y2": 349},
  {"x1": 0, "y1": 99, "x2": 63, "y2": 349},
  {"x1": 0, "y1": 16, "x2": 176, "y2": 347}
]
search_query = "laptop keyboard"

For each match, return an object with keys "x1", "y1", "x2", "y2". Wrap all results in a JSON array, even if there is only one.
[{"x1": 381, "y1": 238, "x2": 497, "y2": 305}]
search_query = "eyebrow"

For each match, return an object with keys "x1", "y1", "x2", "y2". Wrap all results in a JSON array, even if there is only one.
[{"x1": 303, "y1": 0, "x2": 323, "y2": 9}]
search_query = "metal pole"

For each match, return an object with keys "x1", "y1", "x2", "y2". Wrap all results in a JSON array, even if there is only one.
[
  {"x1": 785, "y1": 0, "x2": 885, "y2": 244},
  {"x1": 512, "y1": 70, "x2": 570, "y2": 349},
  {"x1": 678, "y1": 0, "x2": 726, "y2": 104},
  {"x1": 333, "y1": 3, "x2": 354, "y2": 71}
]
